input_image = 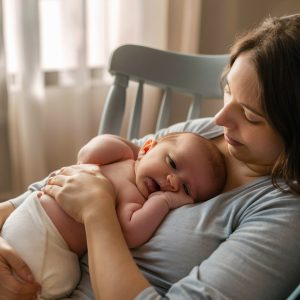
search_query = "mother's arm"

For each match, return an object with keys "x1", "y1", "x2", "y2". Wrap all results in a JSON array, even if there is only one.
[
  {"x1": 83, "y1": 186, "x2": 150, "y2": 300},
  {"x1": 43, "y1": 166, "x2": 150, "y2": 300}
]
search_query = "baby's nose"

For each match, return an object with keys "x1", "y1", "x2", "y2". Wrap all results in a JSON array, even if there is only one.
[{"x1": 166, "y1": 174, "x2": 180, "y2": 192}]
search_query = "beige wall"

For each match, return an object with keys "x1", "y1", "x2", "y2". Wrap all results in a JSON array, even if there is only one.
[
  {"x1": 167, "y1": 0, "x2": 300, "y2": 134},
  {"x1": 199, "y1": 0, "x2": 300, "y2": 54}
]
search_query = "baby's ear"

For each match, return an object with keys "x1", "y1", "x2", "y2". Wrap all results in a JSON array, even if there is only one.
[{"x1": 138, "y1": 138, "x2": 157, "y2": 158}]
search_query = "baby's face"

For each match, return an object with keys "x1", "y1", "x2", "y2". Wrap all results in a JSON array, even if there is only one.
[{"x1": 135, "y1": 133, "x2": 218, "y2": 202}]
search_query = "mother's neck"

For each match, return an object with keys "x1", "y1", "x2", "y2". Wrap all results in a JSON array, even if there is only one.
[{"x1": 212, "y1": 135, "x2": 270, "y2": 192}]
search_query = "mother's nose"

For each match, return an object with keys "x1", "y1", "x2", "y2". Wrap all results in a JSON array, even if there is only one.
[{"x1": 214, "y1": 101, "x2": 237, "y2": 129}]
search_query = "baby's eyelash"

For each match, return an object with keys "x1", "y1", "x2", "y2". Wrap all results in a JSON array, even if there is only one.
[
  {"x1": 167, "y1": 156, "x2": 177, "y2": 169},
  {"x1": 183, "y1": 184, "x2": 190, "y2": 196}
]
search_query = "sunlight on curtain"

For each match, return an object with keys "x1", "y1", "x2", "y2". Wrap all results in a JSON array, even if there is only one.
[
  {"x1": 0, "y1": 0, "x2": 12, "y2": 199},
  {"x1": 3, "y1": 0, "x2": 47, "y2": 196},
  {"x1": 1, "y1": 0, "x2": 169, "y2": 196}
]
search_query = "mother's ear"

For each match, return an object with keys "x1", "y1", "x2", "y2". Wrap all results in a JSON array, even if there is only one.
[{"x1": 138, "y1": 138, "x2": 158, "y2": 158}]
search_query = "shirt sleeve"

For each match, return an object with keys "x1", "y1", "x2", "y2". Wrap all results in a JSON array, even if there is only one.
[
  {"x1": 135, "y1": 194, "x2": 300, "y2": 300},
  {"x1": 9, "y1": 175, "x2": 50, "y2": 208}
]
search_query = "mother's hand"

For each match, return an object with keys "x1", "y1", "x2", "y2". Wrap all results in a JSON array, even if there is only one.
[
  {"x1": 42, "y1": 164, "x2": 116, "y2": 223},
  {"x1": 0, "y1": 237, "x2": 40, "y2": 300}
]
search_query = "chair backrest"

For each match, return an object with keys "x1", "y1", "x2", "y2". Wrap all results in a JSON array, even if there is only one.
[
  {"x1": 99, "y1": 44, "x2": 229, "y2": 139},
  {"x1": 287, "y1": 284, "x2": 300, "y2": 300}
]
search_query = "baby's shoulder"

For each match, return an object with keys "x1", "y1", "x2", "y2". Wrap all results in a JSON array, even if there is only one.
[
  {"x1": 107, "y1": 160, "x2": 145, "y2": 205},
  {"x1": 117, "y1": 182, "x2": 146, "y2": 206}
]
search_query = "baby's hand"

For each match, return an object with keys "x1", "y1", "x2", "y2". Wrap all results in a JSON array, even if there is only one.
[{"x1": 149, "y1": 191, "x2": 194, "y2": 210}]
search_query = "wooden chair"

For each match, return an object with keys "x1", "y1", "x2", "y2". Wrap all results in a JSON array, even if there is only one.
[{"x1": 99, "y1": 44, "x2": 229, "y2": 139}]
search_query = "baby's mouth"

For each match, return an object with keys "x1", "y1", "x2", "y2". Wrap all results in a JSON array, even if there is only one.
[{"x1": 145, "y1": 177, "x2": 160, "y2": 195}]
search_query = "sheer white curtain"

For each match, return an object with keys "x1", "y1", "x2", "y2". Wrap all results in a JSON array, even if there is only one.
[
  {"x1": 1, "y1": 0, "x2": 169, "y2": 196},
  {"x1": 0, "y1": 0, "x2": 12, "y2": 198}
]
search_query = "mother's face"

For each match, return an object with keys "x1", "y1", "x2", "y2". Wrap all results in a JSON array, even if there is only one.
[{"x1": 214, "y1": 52, "x2": 284, "y2": 173}]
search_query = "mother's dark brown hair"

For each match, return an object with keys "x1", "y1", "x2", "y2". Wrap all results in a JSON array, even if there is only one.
[{"x1": 222, "y1": 15, "x2": 300, "y2": 193}]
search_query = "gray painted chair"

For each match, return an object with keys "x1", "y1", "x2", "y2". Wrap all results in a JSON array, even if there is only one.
[
  {"x1": 99, "y1": 44, "x2": 229, "y2": 139},
  {"x1": 288, "y1": 284, "x2": 300, "y2": 300},
  {"x1": 99, "y1": 44, "x2": 300, "y2": 299}
]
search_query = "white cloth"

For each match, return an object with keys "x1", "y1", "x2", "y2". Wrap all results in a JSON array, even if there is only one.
[{"x1": 2, "y1": 192, "x2": 80, "y2": 299}]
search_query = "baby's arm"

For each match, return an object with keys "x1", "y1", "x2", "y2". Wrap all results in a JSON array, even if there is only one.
[
  {"x1": 117, "y1": 194, "x2": 170, "y2": 248},
  {"x1": 78, "y1": 134, "x2": 140, "y2": 165},
  {"x1": 118, "y1": 191, "x2": 195, "y2": 248}
]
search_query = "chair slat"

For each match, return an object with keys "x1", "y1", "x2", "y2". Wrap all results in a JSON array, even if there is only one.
[
  {"x1": 127, "y1": 81, "x2": 144, "y2": 140},
  {"x1": 156, "y1": 88, "x2": 172, "y2": 131},
  {"x1": 99, "y1": 74, "x2": 128, "y2": 135},
  {"x1": 187, "y1": 94, "x2": 202, "y2": 120}
]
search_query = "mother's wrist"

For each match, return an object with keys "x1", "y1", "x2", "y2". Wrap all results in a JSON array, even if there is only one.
[{"x1": 82, "y1": 201, "x2": 116, "y2": 225}]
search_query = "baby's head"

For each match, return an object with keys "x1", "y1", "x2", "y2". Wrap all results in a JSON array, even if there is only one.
[{"x1": 136, "y1": 132, "x2": 226, "y2": 202}]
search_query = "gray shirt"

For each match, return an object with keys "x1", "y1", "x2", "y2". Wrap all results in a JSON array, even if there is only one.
[{"x1": 10, "y1": 118, "x2": 300, "y2": 300}]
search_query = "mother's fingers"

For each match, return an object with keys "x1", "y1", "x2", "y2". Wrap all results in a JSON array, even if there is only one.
[
  {"x1": 47, "y1": 174, "x2": 66, "y2": 186},
  {"x1": 0, "y1": 238, "x2": 35, "y2": 283},
  {"x1": 42, "y1": 184, "x2": 62, "y2": 199},
  {"x1": 59, "y1": 164, "x2": 101, "y2": 176},
  {"x1": 0, "y1": 238, "x2": 40, "y2": 298}
]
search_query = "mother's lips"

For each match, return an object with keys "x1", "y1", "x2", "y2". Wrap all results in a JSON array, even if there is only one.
[{"x1": 224, "y1": 133, "x2": 242, "y2": 146}]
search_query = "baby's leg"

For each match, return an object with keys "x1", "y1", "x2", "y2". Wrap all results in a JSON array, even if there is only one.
[{"x1": 40, "y1": 192, "x2": 86, "y2": 256}]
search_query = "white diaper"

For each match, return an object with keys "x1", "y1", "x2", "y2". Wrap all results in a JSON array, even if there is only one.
[{"x1": 1, "y1": 192, "x2": 80, "y2": 299}]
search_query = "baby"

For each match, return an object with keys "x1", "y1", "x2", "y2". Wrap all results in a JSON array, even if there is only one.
[{"x1": 1, "y1": 132, "x2": 226, "y2": 299}]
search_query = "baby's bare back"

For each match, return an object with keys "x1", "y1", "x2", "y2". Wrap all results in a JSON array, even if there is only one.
[{"x1": 40, "y1": 160, "x2": 144, "y2": 256}]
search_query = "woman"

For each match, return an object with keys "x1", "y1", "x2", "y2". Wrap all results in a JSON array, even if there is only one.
[{"x1": 1, "y1": 15, "x2": 300, "y2": 299}]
